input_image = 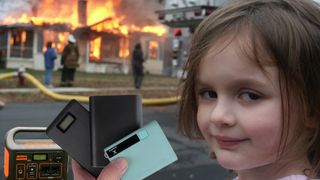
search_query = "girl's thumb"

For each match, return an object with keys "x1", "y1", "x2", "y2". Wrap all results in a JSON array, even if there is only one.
[{"x1": 97, "y1": 158, "x2": 128, "y2": 180}]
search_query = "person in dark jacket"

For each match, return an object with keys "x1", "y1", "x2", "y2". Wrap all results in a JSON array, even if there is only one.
[
  {"x1": 44, "y1": 41, "x2": 57, "y2": 87},
  {"x1": 60, "y1": 34, "x2": 80, "y2": 87},
  {"x1": 131, "y1": 43, "x2": 144, "y2": 89}
]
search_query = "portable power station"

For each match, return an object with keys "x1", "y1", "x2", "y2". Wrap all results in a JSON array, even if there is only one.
[{"x1": 3, "y1": 127, "x2": 68, "y2": 180}]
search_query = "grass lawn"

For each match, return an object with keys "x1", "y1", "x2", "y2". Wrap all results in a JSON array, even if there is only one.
[{"x1": 0, "y1": 68, "x2": 181, "y2": 103}]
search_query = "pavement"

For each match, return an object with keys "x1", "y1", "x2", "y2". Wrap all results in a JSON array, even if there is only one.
[{"x1": 0, "y1": 102, "x2": 233, "y2": 180}]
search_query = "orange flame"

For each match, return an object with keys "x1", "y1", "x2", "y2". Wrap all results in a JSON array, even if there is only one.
[
  {"x1": 87, "y1": 1, "x2": 117, "y2": 25},
  {"x1": 21, "y1": 31, "x2": 27, "y2": 49},
  {"x1": 2, "y1": 0, "x2": 167, "y2": 60},
  {"x1": 21, "y1": 31, "x2": 26, "y2": 44},
  {"x1": 119, "y1": 38, "x2": 129, "y2": 58},
  {"x1": 90, "y1": 37, "x2": 102, "y2": 60},
  {"x1": 1, "y1": 0, "x2": 166, "y2": 36},
  {"x1": 3, "y1": 5, "x2": 78, "y2": 27},
  {"x1": 10, "y1": 37, "x2": 14, "y2": 45},
  {"x1": 148, "y1": 40, "x2": 159, "y2": 59}
]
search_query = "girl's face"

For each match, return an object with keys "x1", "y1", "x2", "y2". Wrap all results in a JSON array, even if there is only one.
[{"x1": 196, "y1": 37, "x2": 283, "y2": 171}]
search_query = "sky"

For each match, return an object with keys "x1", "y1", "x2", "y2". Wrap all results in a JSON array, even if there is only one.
[{"x1": 0, "y1": 0, "x2": 33, "y2": 20}]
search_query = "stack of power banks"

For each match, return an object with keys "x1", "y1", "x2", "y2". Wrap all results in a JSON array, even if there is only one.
[{"x1": 46, "y1": 95, "x2": 177, "y2": 179}]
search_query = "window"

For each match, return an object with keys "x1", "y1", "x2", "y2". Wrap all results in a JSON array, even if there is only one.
[
  {"x1": 147, "y1": 40, "x2": 160, "y2": 60},
  {"x1": 10, "y1": 29, "x2": 33, "y2": 58},
  {"x1": 90, "y1": 37, "x2": 102, "y2": 63},
  {"x1": 89, "y1": 35, "x2": 125, "y2": 63}
]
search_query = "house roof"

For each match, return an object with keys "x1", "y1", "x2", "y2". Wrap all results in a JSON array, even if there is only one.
[
  {"x1": 73, "y1": 17, "x2": 124, "y2": 38},
  {"x1": 0, "y1": 22, "x2": 71, "y2": 32}
]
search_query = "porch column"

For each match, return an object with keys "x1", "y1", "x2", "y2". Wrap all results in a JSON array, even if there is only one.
[
  {"x1": 86, "y1": 40, "x2": 90, "y2": 64},
  {"x1": 6, "y1": 30, "x2": 11, "y2": 59}
]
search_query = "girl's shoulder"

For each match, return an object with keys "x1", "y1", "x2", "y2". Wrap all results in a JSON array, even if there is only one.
[{"x1": 278, "y1": 175, "x2": 319, "y2": 180}]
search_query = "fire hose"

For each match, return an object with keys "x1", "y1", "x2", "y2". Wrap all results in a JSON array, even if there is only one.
[{"x1": 0, "y1": 72, "x2": 180, "y2": 106}]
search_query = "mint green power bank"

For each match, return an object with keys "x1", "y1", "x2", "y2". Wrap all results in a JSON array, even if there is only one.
[{"x1": 103, "y1": 120, "x2": 177, "y2": 180}]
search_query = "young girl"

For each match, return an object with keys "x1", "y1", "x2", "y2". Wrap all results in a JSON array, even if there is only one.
[
  {"x1": 72, "y1": 0, "x2": 320, "y2": 179},
  {"x1": 178, "y1": 0, "x2": 320, "y2": 179}
]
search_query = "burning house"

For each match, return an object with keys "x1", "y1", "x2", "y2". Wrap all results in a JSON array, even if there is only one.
[
  {"x1": 0, "y1": 0, "x2": 168, "y2": 75},
  {"x1": 0, "y1": 22, "x2": 71, "y2": 70}
]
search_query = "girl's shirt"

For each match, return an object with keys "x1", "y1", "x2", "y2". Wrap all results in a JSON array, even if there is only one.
[
  {"x1": 234, "y1": 175, "x2": 319, "y2": 180},
  {"x1": 278, "y1": 175, "x2": 309, "y2": 180}
]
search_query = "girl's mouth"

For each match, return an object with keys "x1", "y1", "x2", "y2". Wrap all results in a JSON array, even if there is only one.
[{"x1": 214, "y1": 135, "x2": 248, "y2": 149}]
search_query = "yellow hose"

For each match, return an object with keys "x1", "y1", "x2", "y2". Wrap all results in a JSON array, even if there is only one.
[
  {"x1": 0, "y1": 72, "x2": 180, "y2": 106},
  {"x1": 23, "y1": 73, "x2": 90, "y2": 102},
  {"x1": 0, "y1": 72, "x2": 17, "y2": 81}
]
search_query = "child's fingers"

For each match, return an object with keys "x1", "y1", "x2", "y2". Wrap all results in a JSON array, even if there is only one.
[
  {"x1": 97, "y1": 158, "x2": 128, "y2": 180},
  {"x1": 71, "y1": 159, "x2": 96, "y2": 180}
]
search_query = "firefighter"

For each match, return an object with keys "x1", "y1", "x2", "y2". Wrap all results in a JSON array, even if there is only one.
[{"x1": 60, "y1": 34, "x2": 80, "y2": 87}]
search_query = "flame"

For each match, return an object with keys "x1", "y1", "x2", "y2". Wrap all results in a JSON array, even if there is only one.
[
  {"x1": 148, "y1": 40, "x2": 159, "y2": 59},
  {"x1": 10, "y1": 37, "x2": 14, "y2": 45},
  {"x1": 1, "y1": 0, "x2": 166, "y2": 36},
  {"x1": 90, "y1": 17, "x2": 126, "y2": 35},
  {"x1": 21, "y1": 31, "x2": 27, "y2": 48},
  {"x1": 58, "y1": 33, "x2": 66, "y2": 42},
  {"x1": 3, "y1": 5, "x2": 78, "y2": 27},
  {"x1": 42, "y1": 31, "x2": 69, "y2": 53},
  {"x1": 1, "y1": 0, "x2": 167, "y2": 60},
  {"x1": 130, "y1": 25, "x2": 166, "y2": 37},
  {"x1": 87, "y1": 1, "x2": 117, "y2": 25},
  {"x1": 119, "y1": 38, "x2": 129, "y2": 58},
  {"x1": 90, "y1": 37, "x2": 102, "y2": 60},
  {"x1": 21, "y1": 31, "x2": 26, "y2": 45}
]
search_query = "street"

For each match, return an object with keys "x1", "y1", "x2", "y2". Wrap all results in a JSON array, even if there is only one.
[{"x1": 0, "y1": 102, "x2": 232, "y2": 180}]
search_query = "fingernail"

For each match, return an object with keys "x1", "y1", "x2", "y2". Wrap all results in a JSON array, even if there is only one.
[{"x1": 112, "y1": 158, "x2": 128, "y2": 175}]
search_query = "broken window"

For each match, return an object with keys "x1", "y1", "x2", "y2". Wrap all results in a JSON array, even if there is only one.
[
  {"x1": 147, "y1": 40, "x2": 159, "y2": 60},
  {"x1": 90, "y1": 37, "x2": 102, "y2": 63},
  {"x1": 10, "y1": 29, "x2": 34, "y2": 58},
  {"x1": 89, "y1": 34, "x2": 124, "y2": 63}
]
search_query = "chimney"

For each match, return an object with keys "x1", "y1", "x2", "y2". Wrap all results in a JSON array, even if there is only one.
[
  {"x1": 78, "y1": 0, "x2": 87, "y2": 26},
  {"x1": 31, "y1": 1, "x2": 38, "y2": 17}
]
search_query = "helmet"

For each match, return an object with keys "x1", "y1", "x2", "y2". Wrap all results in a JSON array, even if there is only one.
[{"x1": 68, "y1": 34, "x2": 76, "y2": 43}]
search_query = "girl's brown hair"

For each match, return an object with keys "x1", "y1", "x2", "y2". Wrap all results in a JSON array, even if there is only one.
[{"x1": 178, "y1": 0, "x2": 320, "y2": 176}]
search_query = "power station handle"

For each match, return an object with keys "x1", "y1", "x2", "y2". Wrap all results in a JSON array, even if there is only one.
[{"x1": 5, "y1": 127, "x2": 47, "y2": 146}]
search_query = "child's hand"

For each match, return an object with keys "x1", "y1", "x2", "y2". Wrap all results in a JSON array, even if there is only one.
[
  {"x1": 97, "y1": 158, "x2": 128, "y2": 180},
  {"x1": 72, "y1": 158, "x2": 128, "y2": 180}
]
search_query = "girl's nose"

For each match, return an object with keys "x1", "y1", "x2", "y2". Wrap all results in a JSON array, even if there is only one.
[{"x1": 210, "y1": 100, "x2": 236, "y2": 128}]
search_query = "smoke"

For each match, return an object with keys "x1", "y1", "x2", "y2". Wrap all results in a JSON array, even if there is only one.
[
  {"x1": 0, "y1": 0, "x2": 37, "y2": 20},
  {"x1": 116, "y1": 0, "x2": 164, "y2": 26}
]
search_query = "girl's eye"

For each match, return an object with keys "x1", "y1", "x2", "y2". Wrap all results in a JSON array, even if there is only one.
[
  {"x1": 239, "y1": 91, "x2": 261, "y2": 101},
  {"x1": 199, "y1": 90, "x2": 217, "y2": 99}
]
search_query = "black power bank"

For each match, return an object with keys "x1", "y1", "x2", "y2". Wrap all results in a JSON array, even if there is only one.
[
  {"x1": 46, "y1": 100, "x2": 102, "y2": 177},
  {"x1": 90, "y1": 95, "x2": 143, "y2": 167}
]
